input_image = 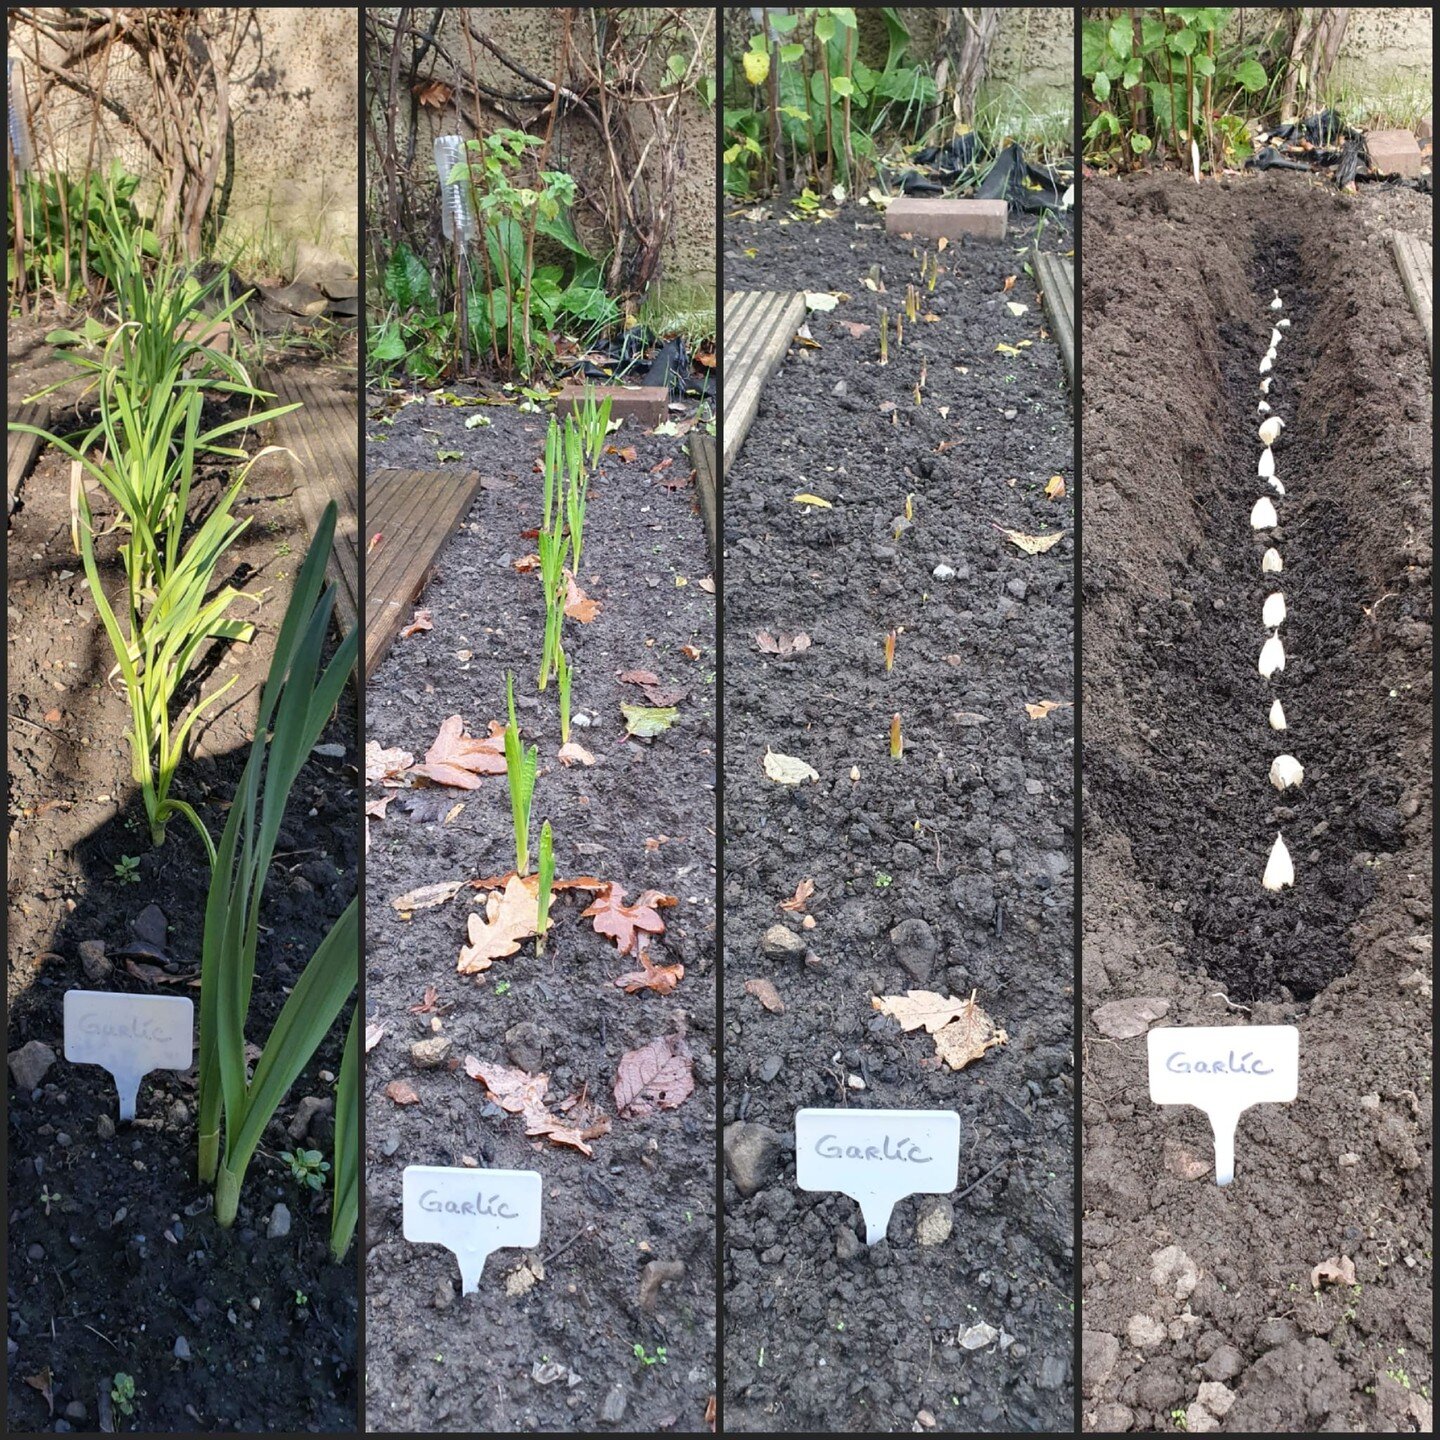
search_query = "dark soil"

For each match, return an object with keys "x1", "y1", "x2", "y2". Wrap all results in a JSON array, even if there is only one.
[
  {"x1": 361, "y1": 398, "x2": 717, "y2": 1433},
  {"x1": 721, "y1": 202, "x2": 1076, "y2": 1433},
  {"x1": 1080, "y1": 172, "x2": 1432, "y2": 1434},
  {"x1": 6, "y1": 318, "x2": 360, "y2": 1433}
]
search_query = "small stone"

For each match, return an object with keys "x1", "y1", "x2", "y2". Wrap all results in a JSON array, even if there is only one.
[
  {"x1": 97, "y1": 1114, "x2": 116, "y2": 1140},
  {"x1": 8, "y1": 1040, "x2": 57, "y2": 1092},
  {"x1": 1197, "y1": 1381, "x2": 1235, "y2": 1417},
  {"x1": 916, "y1": 1196, "x2": 953, "y2": 1247},
  {"x1": 132, "y1": 903, "x2": 168, "y2": 949},
  {"x1": 266, "y1": 1203, "x2": 291, "y2": 1240},
  {"x1": 760, "y1": 924, "x2": 805, "y2": 959},
  {"x1": 55, "y1": 1132, "x2": 71, "y2": 1148},
  {"x1": 757, "y1": 1054, "x2": 782, "y2": 1083},
  {"x1": 79, "y1": 940, "x2": 112, "y2": 982},
  {"x1": 64, "y1": 1402, "x2": 87, "y2": 1422},
  {"x1": 599, "y1": 1382, "x2": 628, "y2": 1424},
  {"x1": 433, "y1": 1279, "x2": 454, "y2": 1311},
  {"x1": 27, "y1": 1242, "x2": 44, "y2": 1262},
  {"x1": 932, "y1": 563, "x2": 955, "y2": 581},
  {"x1": 1092, "y1": 997, "x2": 1170, "y2": 1040},
  {"x1": 1338, "y1": 1152, "x2": 1359, "y2": 1167},
  {"x1": 173, "y1": 1336, "x2": 192, "y2": 1360},
  {"x1": 1201, "y1": 1344, "x2": 1244, "y2": 1381},
  {"x1": 287, "y1": 1095, "x2": 333, "y2": 1142},
  {"x1": 1127, "y1": 1314, "x2": 1166, "y2": 1348},
  {"x1": 959, "y1": 1321, "x2": 999, "y2": 1350},
  {"x1": 411, "y1": 1035, "x2": 452, "y2": 1069},
  {"x1": 835, "y1": 1225, "x2": 863, "y2": 1261},
  {"x1": 723, "y1": 1122, "x2": 784, "y2": 1197}
]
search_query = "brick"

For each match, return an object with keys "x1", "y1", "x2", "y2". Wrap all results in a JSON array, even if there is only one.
[
  {"x1": 884, "y1": 197, "x2": 1007, "y2": 242},
  {"x1": 1417, "y1": 113, "x2": 1432, "y2": 143},
  {"x1": 1366, "y1": 128, "x2": 1424, "y2": 179},
  {"x1": 555, "y1": 383, "x2": 669, "y2": 428}
]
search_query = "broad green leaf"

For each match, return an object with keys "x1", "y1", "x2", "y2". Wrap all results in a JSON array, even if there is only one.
[{"x1": 622, "y1": 704, "x2": 679, "y2": 738}]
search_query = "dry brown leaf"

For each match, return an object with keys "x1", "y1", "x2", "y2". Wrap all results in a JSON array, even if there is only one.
[
  {"x1": 464, "y1": 1056, "x2": 551, "y2": 1115},
  {"x1": 365, "y1": 796, "x2": 391, "y2": 820},
  {"x1": 1025, "y1": 699, "x2": 1073, "y2": 721},
  {"x1": 756, "y1": 630, "x2": 812, "y2": 657},
  {"x1": 366, "y1": 741, "x2": 413, "y2": 786},
  {"x1": 24, "y1": 1368, "x2": 53, "y2": 1416},
  {"x1": 458, "y1": 873, "x2": 545, "y2": 972},
  {"x1": 933, "y1": 993, "x2": 1007, "y2": 1071},
  {"x1": 408, "y1": 985, "x2": 443, "y2": 1015},
  {"x1": 614, "y1": 1033, "x2": 695, "y2": 1118},
  {"x1": 525, "y1": 1109, "x2": 605, "y2": 1156},
  {"x1": 680, "y1": 644, "x2": 701, "y2": 661},
  {"x1": 837, "y1": 319, "x2": 872, "y2": 338},
  {"x1": 705, "y1": 1394, "x2": 717, "y2": 1433},
  {"x1": 391, "y1": 880, "x2": 464, "y2": 913},
  {"x1": 614, "y1": 951, "x2": 685, "y2": 995},
  {"x1": 558, "y1": 740, "x2": 596, "y2": 767},
  {"x1": 565, "y1": 573, "x2": 601, "y2": 622},
  {"x1": 413, "y1": 715, "x2": 506, "y2": 788},
  {"x1": 513, "y1": 553, "x2": 540, "y2": 573},
  {"x1": 401, "y1": 607, "x2": 433, "y2": 638},
  {"x1": 641, "y1": 682, "x2": 687, "y2": 707},
  {"x1": 697, "y1": 577, "x2": 715, "y2": 594},
  {"x1": 365, "y1": 1020, "x2": 385, "y2": 1052},
  {"x1": 581, "y1": 884, "x2": 677, "y2": 956},
  {"x1": 999, "y1": 526, "x2": 1066, "y2": 555},
  {"x1": 872, "y1": 990, "x2": 972, "y2": 1035},
  {"x1": 1044, "y1": 475, "x2": 1066, "y2": 499},
  {"x1": 1003, "y1": 274, "x2": 1016, "y2": 292},
  {"x1": 385, "y1": 1079, "x2": 421, "y2": 1106},
  {"x1": 611, "y1": 444, "x2": 638, "y2": 463},
  {"x1": 619, "y1": 669, "x2": 661, "y2": 686},
  {"x1": 744, "y1": 977, "x2": 785, "y2": 1013},
  {"x1": 125, "y1": 959, "x2": 196, "y2": 985},
  {"x1": 1311, "y1": 1255, "x2": 1357, "y2": 1290},
  {"x1": 779, "y1": 878, "x2": 815, "y2": 913},
  {"x1": 413, "y1": 78, "x2": 454, "y2": 108}
]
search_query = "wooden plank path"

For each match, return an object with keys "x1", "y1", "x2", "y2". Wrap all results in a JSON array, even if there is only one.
[
  {"x1": 723, "y1": 290, "x2": 806, "y2": 475},
  {"x1": 1031, "y1": 245, "x2": 1075, "y2": 388},
  {"x1": 689, "y1": 432, "x2": 717, "y2": 570},
  {"x1": 1392, "y1": 232, "x2": 1433, "y2": 367},
  {"x1": 363, "y1": 466, "x2": 483, "y2": 679},
  {"x1": 264, "y1": 368, "x2": 360, "y2": 637},
  {"x1": 7, "y1": 401, "x2": 49, "y2": 514}
]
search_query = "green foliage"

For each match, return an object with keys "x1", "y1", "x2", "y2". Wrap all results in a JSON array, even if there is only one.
[
  {"x1": 535, "y1": 821, "x2": 556, "y2": 955},
  {"x1": 1081, "y1": 8, "x2": 1273, "y2": 173},
  {"x1": 504, "y1": 672, "x2": 539, "y2": 876},
  {"x1": 114, "y1": 855, "x2": 142, "y2": 885},
  {"x1": 111, "y1": 1373, "x2": 136, "y2": 1418},
  {"x1": 330, "y1": 1004, "x2": 359, "y2": 1262},
  {"x1": 281, "y1": 1147, "x2": 331, "y2": 1191}
]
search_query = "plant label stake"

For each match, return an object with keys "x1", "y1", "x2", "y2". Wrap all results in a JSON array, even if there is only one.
[
  {"x1": 403, "y1": 1165, "x2": 541, "y2": 1295},
  {"x1": 63, "y1": 990, "x2": 193, "y2": 1122},
  {"x1": 795, "y1": 1108, "x2": 960, "y2": 1246},
  {"x1": 1147, "y1": 1025, "x2": 1299, "y2": 1185}
]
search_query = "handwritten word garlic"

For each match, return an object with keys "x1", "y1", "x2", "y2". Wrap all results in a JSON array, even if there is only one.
[
  {"x1": 1262, "y1": 592, "x2": 1286, "y2": 628},
  {"x1": 1262, "y1": 548, "x2": 1282, "y2": 573},
  {"x1": 1269, "y1": 698, "x2": 1287, "y2": 729},
  {"x1": 1250, "y1": 497, "x2": 1278, "y2": 530},
  {"x1": 1263, "y1": 832, "x2": 1294, "y2": 889},
  {"x1": 1259, "y1": 633, "x2": 1286, "y2": 677},
  {"x1": 1258, "y1": 448, "x2": 1276, "y2": 479},
  {"x1": 1269, "y1": 754, "x2": 1304, "y2": 790},
  {"x1": 1258, "y1": 416, "x2": 1285, "y2": 446}
]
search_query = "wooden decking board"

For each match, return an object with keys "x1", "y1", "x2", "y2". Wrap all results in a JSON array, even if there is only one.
[
  {"x1": 723, "y1": 289, "x2": 806, "y2": 475},
  {"x1": 689, "y1": 432, "x2": 718, "y2": 570},
  {"x1": 1392, "y1": 232, "x2": 1433, "y2": 366},
  {"x1": 1032, "y1": 246, "x2": 1076, "y2": 388},
  {"x1": 363, "y1": 466, "x2": 484, "y2": 679},
  {"x1": 264, "y1": 368, "x2": 360, "y2": 637},
  {"x1": 7, "y1": 401, "x2": 49, "y2": 514}
]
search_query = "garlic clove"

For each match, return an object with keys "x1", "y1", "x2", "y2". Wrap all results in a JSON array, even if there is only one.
[
  {"x1": 1265, "y1": 346, "x2": 1278, "y2": 363},
  {"x1": 1278, "y1": 317, "x2": 1291, "y2": 329},
  {"x1": 1271, "y1": 295, "x2": 1283, "y2": 311},
  {"x1": 1250, "y1": 496, "x2": 1278, "y2": 530},
  {"x1": 1263, "y1": 832, "x2": 1294, "y2": 889},
  {"x1": 1269, "y1": 754, "x2": 1304, "y2": 790},
  {"x1": 1270, "y1": 326, "x2": 1283, "y2": 348},
  {"x1": 1259, "y1": 633, "x2": 1286, "y2": 677},
  {"x1": 1260, "y1": 377, "x2": 1272, "y2": 393},
  {"x1": 1262, "y1": 547, "x2": 1283, "y2": 573},
  {"x1": 1259, "y1": 355, "x2": 1273, "y2": 374},
  {"x1": 1258, "y1": 447, "x2": 1276, "y2": 478},
  {"x1": 1262, "y1": 592, "x2": 1286, "y2": 628},
  {"x1": 1268, "y1": 476, "x2": 1285, "y2": 496},
  {"x1": 1258, "y1": 416, "x2": 1285, "y2": 446},
  {"x1": 1258, "y1": 400, "x2": 1272, "y2": 414},
  {"x1": 1269, "y1": 698, "x2": 1287, "y2": 729}
]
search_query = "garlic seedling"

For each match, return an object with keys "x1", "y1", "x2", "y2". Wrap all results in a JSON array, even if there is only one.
[
  {"x1": 1259, "y1": 633, "x2": 1286, "y2": 677},
  {"x1": 1269, "y1": 754, "x2": 1304, "y2": 790},
  {"x1": 1259, "y1": 355, "x2": 1273, "y2": 374},
  {"x1": 1269, "y1": 698, "x2": 1287, "y2": 729},
  {"x1": 1258, "y1": 416, "x2": 1285, "y2": 446},
  {"x1": 1262, "y1": 547, "x2": 1283, "y2": 573},
  {"x1": 1263, "y1": 832, "x2": 1294, "y2": 889},
  {"x1": 1262, "y1": 592, "x2": 1286, "y2": 628},
  {"x1": 1271, "y1": 295, "x2": 1283, "y2": 311},
  {"x1": 1258, "y1": 447, "x2": 1276, "y2": 478},
  {"x1": 1250, "y1": 496, "x2": 1278, "y2": 529}
]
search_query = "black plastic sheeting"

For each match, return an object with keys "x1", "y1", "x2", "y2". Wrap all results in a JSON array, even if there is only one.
[
  {"x1": 1248, "y1": 111, "x2": 1429, "y2": 192},
  {"x1": 885, "y1": 136, "x2": 1073, "y2": 214},
  {"x1": 558, "y1": 328, "x2": 713, "y2": 401}
]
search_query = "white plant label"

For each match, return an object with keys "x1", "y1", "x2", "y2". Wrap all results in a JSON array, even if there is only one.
[
  {"x1": 402, "y1": 1165, "x2": 541, "y2": 1294},
  {"x1": 795, "y1": 1108, "x2": 960, "y2": 1246},
  {"x1": 63, "y1": 990, "x2": 193, "y2": 1122},
  {"x1": 1147, "y1": 1025, "x2": 1298, "y2": 1186}
]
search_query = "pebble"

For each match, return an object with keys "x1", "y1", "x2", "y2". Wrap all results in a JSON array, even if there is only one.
[
  {"x1": 760, "y1": 924, "x2": 805, "y2": 959},
  {"x1": 916, "y1": 1196, "x2": 953, "y2": 1247},
  {"x1": 97, "y1": 1115, "x2": 115, "y2": 1140},
  {"x1": 932, "y1": 563, "x2": 956, "y2": 581},
  {"x1": 173, "y1": 1336, "x2": 192, "y2": 1361},
  {"x1": 835, "y1": 1225, "x2": 863, "y2": 1261},
  {"x1": 8, "y1": 1040, "x2": 57, "y2": 1092},
  {"x1": 27, "y1": 1243, "x2": 44, "y2": 1262},
  {"x1": 267, "y1": 1203, "x2": 292, "y2": 1240},
  {"x1": 64, "y1": 1402, "x2": 86, "y2": 1422},
  {"x1": 55, "y1": 1132, "x2": 71, "y2": 1148},
  {"x1": 411, "y1": 1035, "x2": 452, "y2": 1069},
  {"x1": 757, "y1": 1055, "x2": 782, "y2": 1083},
  {"x1": 722, "y1": 1122, "x2": 784, "y2": 1197},
  {"x1": 599, "y1": 1382, "x2": 628, "y2": 1424},
  {"x1": 79, "y1": 940, "x2": 112, "y2": 982}
]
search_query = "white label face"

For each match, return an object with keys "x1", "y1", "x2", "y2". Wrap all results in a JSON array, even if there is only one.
[
  {"x1": 402, "y1": 1165, "x2": 542, "y2": 1294},
  {"x1": 63, "y1": 990, "x2": 193, "y2": 1121},
  {"x1": 1148, "y1": 1025, "x2": 1298, "y2": 1184},
  {"x1": 795, "y1": 1108, "x2": 960, "y2": 1246}
]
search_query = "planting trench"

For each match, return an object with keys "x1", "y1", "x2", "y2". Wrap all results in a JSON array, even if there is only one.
[
  {"x1": 721, "y1": 204, "x2": 1075, "y2": 1434},
  {"x1": 361, "y1": 399, "x2": 717, "y2": 1433},
  {"x1": 1081, "y1": 173, "x2": 1432, "y2": 1434},
  {"x1": 5, "y1": 326, "x2": 360, "y2": 1432}
]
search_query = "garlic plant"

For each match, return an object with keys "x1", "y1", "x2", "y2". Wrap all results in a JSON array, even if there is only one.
[
  {"x1": 1258, "y1": 448, "x2": 1275, "y2": 478},
  {"x1": 1263, "y1": 833, "x2": 1294, "y2": 889}
]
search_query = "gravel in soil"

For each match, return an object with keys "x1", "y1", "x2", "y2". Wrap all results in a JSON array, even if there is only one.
[
  {"x1": 1080, "y1": 172, "x2": 1432, "y2": 1435},
  {"x1": 361, "y1": 397, "x2": 717, "y2": 1433},
  {"x1": 6, "y1": 326, "x2": 361, "y2": 1431},
  {"x1": 721, "y1": 203, "x2": 1076, "y2": 1433}
]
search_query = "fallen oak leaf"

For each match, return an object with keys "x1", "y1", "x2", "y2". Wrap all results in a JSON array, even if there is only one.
[
  {"x1": 933, "y1": 992, "x2": 1007, "y2": 1071},
  {"x1": 763, "y1": 750, "x2": 819, "y2": 785},
  {"x1": 618, "y1": 669, "x2": 661, "y2": 686},
  {"x1": 558, "y1": 740, "x2": 596, "y2": 767},
  {"x1": 744, "y1": 977, "x2": 785, "y2": 1013},
  {"x1": 365, "y1": 796, "x2": 392, "y2": 819},
  {"x1": 23, "y1": 1368, "x2": 53, "y2": 1417},
  {"x1": 779, "y1": 878, "x2": 815, "y2": 912},
  {"x1": 1025, "y1": 699, "x2": 1073, "y2": 721},
  {"x1": 622, "y1": 703, "x2": 679, "y2": 738},
  {"x1": 1311, "y1": 1255, "x2": 1357, "y2": 1290},
  {"x1": 614, "y1": 1032, "x2": 695, "y2": 1117},
  {"x1": 400, "y1": 607, "x2": 433, "y2": 638},
  {"x1": 564, "y1": 573, "x2": 601, "y2": 622},
  {"x1": 458, "y1": 873, "x2": 546, "y2": 972},
  {"x1": 524, "y1": 1109, "x2": 603, "y2": 1157},
  {"x1": 872, "y1": 990, "x2": 972, "y2": 1035},
  {"x1": 365, "y1": 1020, "x2": 386, "y2": 1052},
  {"x1": 614, "y1": 951, "x2": 685, "y2": 995},
  {"x1": 582, "y1": 884, "x2": 677, "y2": 956},
  {"x1": 513, "y1": 553, "x2": 540, "y2": 573},
  {"x1": 391, "y1": 880, "x2": 464, "y2": 913},
  {"x1": 464, "y1": 1056, "x2": 551, "y2": 1116},
  {"x1": 412, "y1": 715, "x2": 506, "y2": 788},
  {"x1": 413, "y1": 78, "x2": 454, "y2": 107},
  {"x1": 997, "y1": 525, "x2": 1066, "y2": 555},
  {"x1": 365, "y1": 741, "x2": 413, "y2": 785},
  {"x1": 1044, "y1": 474, "x2": 1067, "y2": 499},
  {"x1": 641, "y1": 683, "x2": 687, "y2": 707},
  {"x1": 385, "y1": 1079, "x2": 421, "y2": 1106}
]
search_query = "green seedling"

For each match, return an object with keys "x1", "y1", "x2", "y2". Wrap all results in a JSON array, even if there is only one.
[
  {"x1": 535, "y1": 821, "x2": 556, "y2": 955},
  {"x1": 294, "y1": 1289, "x2": 309, "y2": 1308},
  {"x1": 633, "y1": 1342, "x2": 668, "y2": 1367},
  {"x1": 196, "y1": 503, "x2": 358, "y2": 1227},
  {"x1": 111, "y1": 1373, "x2": 136, "y2": 1418},
  {"x1": 874, "y1": 872, "x2": 893, "y2": 888},
  {"x1": 329, "y1": 1004, "x2": 359, "y2": 1262},
  {"x1": 281, "y1": 1147, "x2": 331, "y2": 1192},
  {"x1": 504, "y1": 673, "x2": 538, "y2": 875},
  {"x1": 115, "y1": 855, "x2": 142, "y2": 884},
  {"x1": 556, "y1": 648, "x2": 573, "y2": 746}
]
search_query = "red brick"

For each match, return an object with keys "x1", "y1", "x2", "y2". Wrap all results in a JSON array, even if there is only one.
[
  {"x1": 884, "y1": 198, "x2": 1007, "y2": 242},
  {"x1": 1367, "y1": 128, "x2": 1423, "y2": 179},
  {"x1": 555, "y1": 384, "x2": 669, "y2": 428}
]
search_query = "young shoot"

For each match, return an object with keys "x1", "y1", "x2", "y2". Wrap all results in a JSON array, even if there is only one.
[
  {"x1": 504, "y1": 672, "x2": 538, "y2": 875},
  {"x1": 878, "y1": 307, "x2": 889, "y2": 365},
  {"x1": 895, "y1": 313, "x2": 904, "y2": 348},
  {"x1": 535, "y1": 821, "x2": 556, "y2": 955},
  {"x1": 884, "y1": 630, "x2": 896, "y2": 672},
  {"x1": 557, "y1": 647, "x2": 573, "y2": 746},
  {"x1": 890, "y1": 712, "x2": 903, "y2": 760}
]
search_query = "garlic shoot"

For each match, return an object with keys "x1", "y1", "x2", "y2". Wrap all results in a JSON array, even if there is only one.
[
  {"x1": 1258, "y1": 416, "x2": 1285, "y2": 446},
  {"x1": 1263, "y1": 832, "x2": 1294, "y2": 889},
  {"x1": 1269, "y1": 698, "x2": 1287, "y2": 729},
  {"x1": 1262, "y1": 592, "x2": 1286, "y2": 628},
  {"x1": 1262, "y1": 547, "x2": 1283, "y2": 573},
  {"x1": 1250, "y1": 496, "x2": 1278, "y2": 530},
  {"x1": 1258, "y1": 447, "x2": 1276, "y2": 478},
  {"x1": 1259, "y1": 633, "x2": 1286, "y2": 677},
  {"x1": 1269, "y1": 754, "x2": 1304, "y2": 790},
  {"x1": 1259, "y1": 355, "x2": 1273, "y2": 374}
]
